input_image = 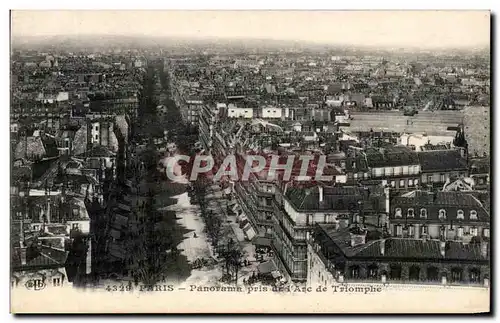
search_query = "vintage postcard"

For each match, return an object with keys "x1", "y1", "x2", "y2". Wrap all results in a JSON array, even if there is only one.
[{"x1": 10, "y1": 10, "x2": 491, "y2": 314}]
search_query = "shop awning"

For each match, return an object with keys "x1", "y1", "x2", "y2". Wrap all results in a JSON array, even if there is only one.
[
  {"x1": 117, "y1": 203, "x2": 131, "y2": 212},
  {"x1": 109, "y1": 229, "x2": 121, "y2": 239},
  {"x1": 243, "y1": 224, "x2": 256, "y2": 241},
  {"x1": 258, "y1": 259, "x2": 278, "y2": 274},
  {"x1": 237, "y1": 212, "x2": 247, "y2": 221},
  {"x1": 271, "y1": 270, "x2": 281, "y2": 279},
  {"x1": 252, "y1": 236, "x2": 273, "y2": 247}
]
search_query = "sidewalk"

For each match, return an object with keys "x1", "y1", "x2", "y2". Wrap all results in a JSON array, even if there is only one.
[
  {"x1": 204, "y1": 184, "x2": 261, "y2": 284},
  {"x1": 163, "y1": 192, "x2": 213, "y2": 263}
]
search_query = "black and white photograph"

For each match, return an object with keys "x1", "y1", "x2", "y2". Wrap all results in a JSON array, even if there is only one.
[{"x1": 9, "y1": 9, "x2": 491, "y2": 314}]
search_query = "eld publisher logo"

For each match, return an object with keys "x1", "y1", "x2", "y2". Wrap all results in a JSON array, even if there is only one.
[{"x1": 25, "y1": 279, "x2": 46, "y2": 291}]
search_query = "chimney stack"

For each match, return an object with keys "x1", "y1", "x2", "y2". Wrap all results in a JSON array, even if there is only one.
[
  {"x1": 481, "y1": 240, "x2": 489, "y2": 259},
  {"x1": 440, "y1": 240, "x2": 446, "y2": 257},
  {"x1": 318, "y1": 186, "x2": 324, "y2": 203},
  {"x1": 46, "y1": 195, "x2": 51, "y2": 225},
  {"x1": 380, "y1": 239, "x2": 386, "y2": 256},
  {"x1": 384, "y1": 186, "x2": 390, "y2": 213},
  {"x1": 18, "y1": 212, "x2": 25, "y2": 245},
  {"x1": 338, "y1": 216, "x2": 349, "y2": 229},
  {"x1": 429, "y1": 191, "x2": 437, "y2": 203},
  {"x1": 20, "y1": 247, "x2": 27, "y2": 266},
  {"x1": 349, "y1": 229, "x2": 367, "y2": 247}
]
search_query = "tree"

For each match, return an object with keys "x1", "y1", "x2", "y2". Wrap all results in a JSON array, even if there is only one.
[{"x1": 222, "y1": 241, "x2": 243, "y2": 285}]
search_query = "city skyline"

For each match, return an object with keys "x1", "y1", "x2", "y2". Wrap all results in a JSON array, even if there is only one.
[{"x1": 11, "y1": 10, "x2": 490, "y2": 49}]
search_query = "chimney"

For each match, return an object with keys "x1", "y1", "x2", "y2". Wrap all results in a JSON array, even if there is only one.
[
  {"x1": 429, "y1": 191, "x2": 437, "y2": 203},
  {"x1": 338, "y1": 216, "x2": 349, "y2": 229},
  {"x1": 363, "y1": 187, "x2": 370, "y2": 200},
  {"x1": 20, "y1": 247, "x2": 27, "y2": 266},
  {"x1": 481, "y1": 240, "x2": 488, "y2": 259},
  {"x1": 380, "y1": 239, "x2": 386, "y2": 256},
  {"x1": 19, "y1": 212, "x2": 25, "y2": 244},
  {"x1": 46, "y1": 199, "x2": 51, "y2": 224},
  {"x1": 318, "y1": 186, "x2": 324, "y2": 203},
  {"x1": 459, "y1": 147, "x2": 466, "y2": 158},
  {"x1": 384, "y1": 186, "x2": 390, "y2": 213},
  {"x1": 349, "y1": 229, "x2": 367, "y2": 247},
  {"x1": 440, "y1": 240, "x2": 446, "y2": 257}
]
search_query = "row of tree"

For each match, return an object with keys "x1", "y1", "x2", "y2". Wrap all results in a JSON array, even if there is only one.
[{"x1": 191, "y1": 177, "x2": 243, "y2": 284}]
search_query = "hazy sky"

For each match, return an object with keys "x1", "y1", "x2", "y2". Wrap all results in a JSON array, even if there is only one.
[{"x1": 11, "y1": 10, "x2": 490, "y2": 48}]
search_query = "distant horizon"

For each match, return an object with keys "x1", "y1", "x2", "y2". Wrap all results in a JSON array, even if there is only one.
[
  {"x1": 11, "y1": 11, "x2": 491, "y2": 50},
  {"x1": 11, "y1": 33, "x2": 491, "y2": 52}
]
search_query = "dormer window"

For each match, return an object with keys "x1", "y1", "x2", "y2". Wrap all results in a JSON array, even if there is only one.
[
  {"x1": 395, "y1": 208, "x2": 402, "y2": 218},
  {"x1": 407, "y1": 208, "x2": 414, "y2": 217},
  {"x1": 420, "y1": 208, "x2": 427, "y2": 218},
  {"x1": 457, "y1": 209, "x2": 464, "y2": 220},
  {"x1": 439, "y1": 209, "x2": 447, "y2": 220},
  {"x1": 470, "y1": 210, "x2": 478, "y2": 220}
]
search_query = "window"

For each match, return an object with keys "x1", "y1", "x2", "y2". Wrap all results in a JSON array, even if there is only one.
[
  {"x1": 470, "y1": 210, "x2": 478, "y2": 220},
  {"x1": 95, "y1": 135, "x2": 98, "y2": 140},
  {"x1": 421, "y1": 225, "x2": 428, "y2": 235},
  {"x1": 409, "y1": 265, "x2": 420, "y2": 281},
  {"x1": 451, "y1": 268, "x2": 463, "y2": 283},
  {"x1": 440, "y1": 174, "x2": 446, "y2": 182},
  {"x1": 439, "y1": 209, "x2": 447, "y2": 220},
  {"x1": 72, "y1": 223, "x2": 80, "y2": 230},
  {"x1": 395, "y1": 208, "x2": 402, "y2": 218},
  {"x1": 349, "y1": 265, "x2": 360, "y2": 279},
  {"x1": 469, "y1": 268, "x2": 481, "y2": 283},
  {"x1": 367, "y1": 264, "x2": 378, "y2": 279},
  {"x1": 390, "y1": 264, "x2": 402, "y2": 280},
  {"x1": 53, "y1": 277, "x2": 61, "y2": 286},
  {"x1": 457, "y1": 210, "x2": 464, "y2": 220},
  {"x1": 427, "y1": 266, "x2": 439, "y2": 281},
  {"x1": 407, "y1": 208, "x2": 414, "y2": 217},
  {"x1": 440, "y1": 226, "x2": 447, "y2": 240},
  {"x1": 394, "y1": 167, "x2": 402, "y2": 175},
  {"x1": 427, "y1": 175, "x2": 432, "y2": 183},
  {"x1": 483, "y1": 228, "x2": 490, "y2": 238},
  {"x1": 408, "y1": 225, "x2": 415, "y2": 236},
  {"x1": 399, "y1": 179, "x2": 405, "y2": 188},
  {"x1": 395, "y1": 225, "x2": 403, "y2": 236},
  {"x1": 390, "y1": 181, "x2": 395, "y2": 188},
  {"x1": 420, "y1": 209, "x2": 427, "y2": 218},
  {"x1": 95, "y1": 126, "x2": 99, "y2": 131},
  {"x1": 471, "y1": 227, "x2": 478, "y2": 236},
  {"x1": 408, "y1": 179, "x2": 414, "y2": 187}
]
